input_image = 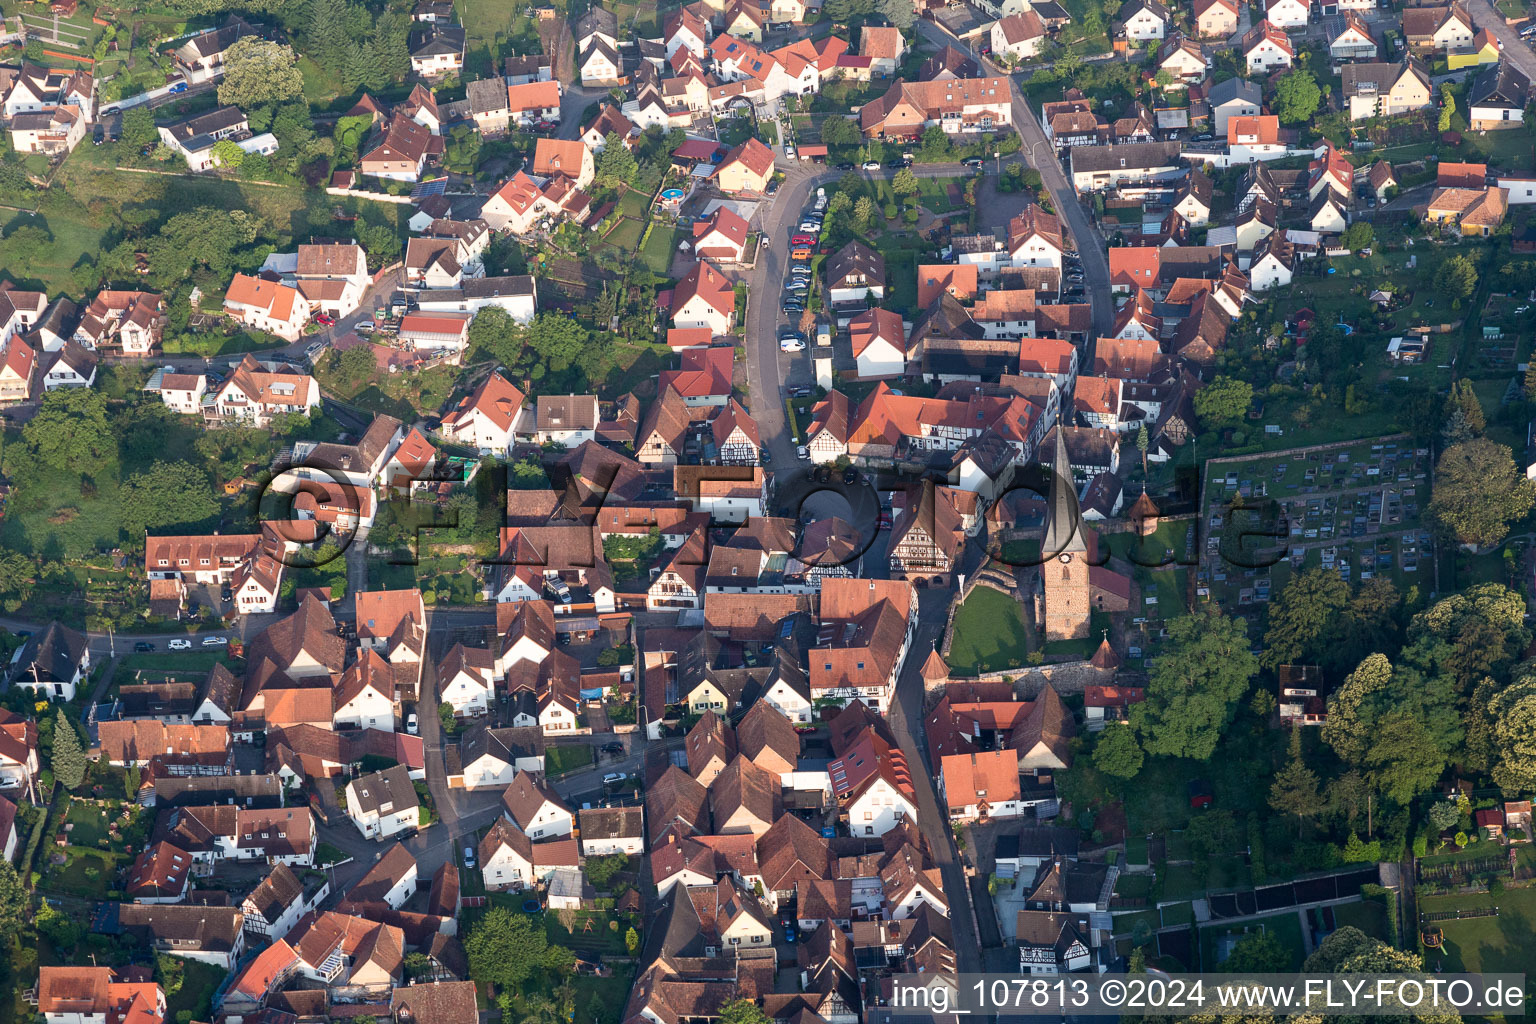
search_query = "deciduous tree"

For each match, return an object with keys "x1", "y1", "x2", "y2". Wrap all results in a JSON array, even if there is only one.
[
  {"x1": 120, "y1": 105, "x2": 158, "y2": 150},
  {"x1": 0, "y1": 862, "x2": 25, "y2": 933},
  {"x1": 1262, "y1": 567, "x2": 1350, "y2": 669},
  {"x1": 1192, "y1": 375, "x2": 1252, "y2": 429},
  {"x1": 1091, "y1": 725, "x2": 1143, "y2": 779},
  {"x1": 1222, "y1": 930, "x2": 1292, "y2": 972},
  {"x1": 119, "y1": 461, "x2": 220, "y2": 538},
  {"x1": 1130, "y1": 611, "x2": 1257, "y2": 760},
  {"x1": 1430, "y1": 438, "x2": 1534, "y2": 549},
  {"x1": 22, "y1": 388, "x2": 113, "y2": 470},
  {"x1": 1488, "y1": 678, "x2": 1536, "y2": 791},
  {"x1": 878, "y1": 0, "x2": 916, "y2": 27},
  {"x1": 818, "y1": 115, "x2": 860, "y2": 147},
  {"x1": 1273, "y1": 69, "x2": 1321, "y2": 124},
  {"x1": 217, "y1": 38, "x2": 305, "y2": 108},
  {"x1": 464, "y1": 907, "x2": 556, "y2": 989},
  {"x1": 718, "y1": 1002, "x2": 771, "y2": 1024}
]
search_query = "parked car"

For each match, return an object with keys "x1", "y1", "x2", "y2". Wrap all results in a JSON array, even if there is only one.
[
  {"x1": 781, "y1": 337, "x2": 807, "y2": 352},
  {"x1": 796, "y1": 446, "x2": 810, "y2": 460},
  {"x1": 861, "y1": 161, "x2": 881, "y2": 170},
  {"x1": 782, "y1": 300, "x2": 805, "y2": 313},
  {"x1": 788, "y1": 385, "x2": 813, "y2": 397},
  {"x1": 356, "y1": 321, "x2": 375, "y2": 333},
  {"x1": 133, "y1": 641, "x2": 155, "y2": 652},
  {"x1": 463, "y1": 846, "x2": 476, "y2": 869},
  {"x1": 201, "y1": 635, "x2": 228, "y2": 647},
  {"x1": 406, "y1": 712, "x2": 419, "y2": 734},
  {"x1": 315, "y1": 313, "x2": 336, "y2": 326},
  {"x1": 168, "y1": 639, "x2": 192, "y2": 650},
  {"x1": 791, "y1": 234, "x2": 817, "y2": 245},
  {"x1": 842, "y1": 467, "x2": 859, "y2": 484},
  {"x1": 602, "y1": 741, "x2": 625, "y2": 755},
  {"x1": 603, "y1": 772, "x2": 628, "y2": 785},
  {"x1": 783, "y1": 144, "x2": 796, "y2": 159}
]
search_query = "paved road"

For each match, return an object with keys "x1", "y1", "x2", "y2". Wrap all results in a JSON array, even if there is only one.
[
  {"x1": 111, "y1": 269, "x2": 404, "y2": 378},
  {"x1": 889, "y1": 589, "x2": 988, "y2": 973},
  {"x1": 556, "y1": 84, "x2": 611, "y2": 140},
  {"x1": 915, "y1": 18, "x2": 1115, "y2": 337},
  {"x1": 742, "y1": 164, "x2": 827, "y2": 466},
  {"x1": 743, "y1": 156, "x2": 1038, "y2": 462},
  {"x1": 1465, "y1": 0, "x2": 1536, "y2": 82}
]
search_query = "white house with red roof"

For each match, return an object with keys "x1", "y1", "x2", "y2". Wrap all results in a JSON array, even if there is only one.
[
  {"x1": 660, "y1": 347, "x2": 733, "y2": 407},
  {"x1": 1017, "y1": 337, "x2": 1079, "y2": 389},
  {"x1": 439, "y1": 371, "x2": 525, "y2": 454},
  {"x1": 670, "y1": 261, "x2": 736, "y2": 335},
  {"x1": 691, "y1": 206, "x2": 751, "y2": 262},
  {"x1": 1244, "y1": 21, "x2": 1294, "y2": 72},
  {"x1": 398, "y1": 312, "x2": 471, "y2": 359},
  {"x1": 849, "y1": 308, "x2": 906, "y2": 379},
  {"x1": 1264, "y1": 0, "x2": 1308, "y2": 28},
  {"x1": 507, "y1": 80, "x2": 562, "y2": 126},
  {"x1": 0, "y1": 337, "x2": 36, "y2": 403},
  {"x1": 711, "y1": 399, "x2": 761, "y2": 464},
  {"x1": 832, "y1": 725, "x2": 919, "y2": 835},
  {"x1": 940, "y1": 748, "x2": 1023, "y2": 821},
  {"x1": 223, "y1": 274, "x2": 309, "y2": 342},
  {"x1": 382, "y1": 427, "x2": 438, "y2": 493},
  {"x1": 210, "y1": 355, "x2": 321, "y2": 427},
  {"x1": 1227, "y1": 113, "x2": 1286, "y2": 162}
]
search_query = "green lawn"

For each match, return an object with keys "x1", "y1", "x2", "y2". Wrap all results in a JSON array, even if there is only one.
[
  {"x1": 545, "y1": 908, "x2": 631, "y2": 954},
  {"x1": 572, "y1": 972, "x2": 634, "y2": 1024},
  {"x1": 945, "y1": 585, "x2": 1031, "y2": 676},
  {"x1": 62, "y1": 799, "x2": 135, "y2": 848},
  {"x1": 1199, "y1": 911, "x2": 1307, "y2": 970},
  {"x1": 1458, "y1": 129, "x2": 1536, "y2": 174},
  {"x1": 9, "y1": 158, "x2": 408, "y2": 296},
  {"x1": 120, "y1": 651, "x2": 234, "y2": 671},
  {"x1": 0, "y1": 462, "x2": 128, "y2": 559},
  {"x1": 165, "y1": 960, "x2": 225, "y2": 1023},
  {"x1": 1160, "y1": 863, "x2": 1199, "y2": 901},
  {"x1": 39, "y1": 847, "x2": 124, "y2": 899},
  {"x1": 1419, "y1": 886, "x2": 1536, "y2": 976},
  {"x1": 598, "y1": 216, "x2": 644, "y2": 251},
  {"x1": 640, "y1": 225, "x2": 682, "y2": 274},
  {"x1": 545, "y1": 744, "x2": 594, "y2": 775},
  {"x1": 1332, "y1": 898, "x2": 1391, "y2": 941}
]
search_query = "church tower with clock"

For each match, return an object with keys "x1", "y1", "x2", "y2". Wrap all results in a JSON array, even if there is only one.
[{"x1": 1041, "y1": 426, "x2": 1091, "y2": 641}]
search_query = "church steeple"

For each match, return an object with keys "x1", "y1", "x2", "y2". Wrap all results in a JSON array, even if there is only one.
[{"x1": 1041, "y1": 426, "x2": 1085, "y2": 557}]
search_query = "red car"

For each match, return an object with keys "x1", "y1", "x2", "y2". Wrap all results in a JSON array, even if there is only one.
[
  {"x1": 791, "y1": 234, "x2": 816, "y2": 245},
  {"x1": 315, "y1": 313, "x2": 336, "y2": 326}
]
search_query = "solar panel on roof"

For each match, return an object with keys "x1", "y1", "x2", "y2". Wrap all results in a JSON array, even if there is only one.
[{"x1": 410, "y1": 177, "x2": 449, "y2": 199}]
